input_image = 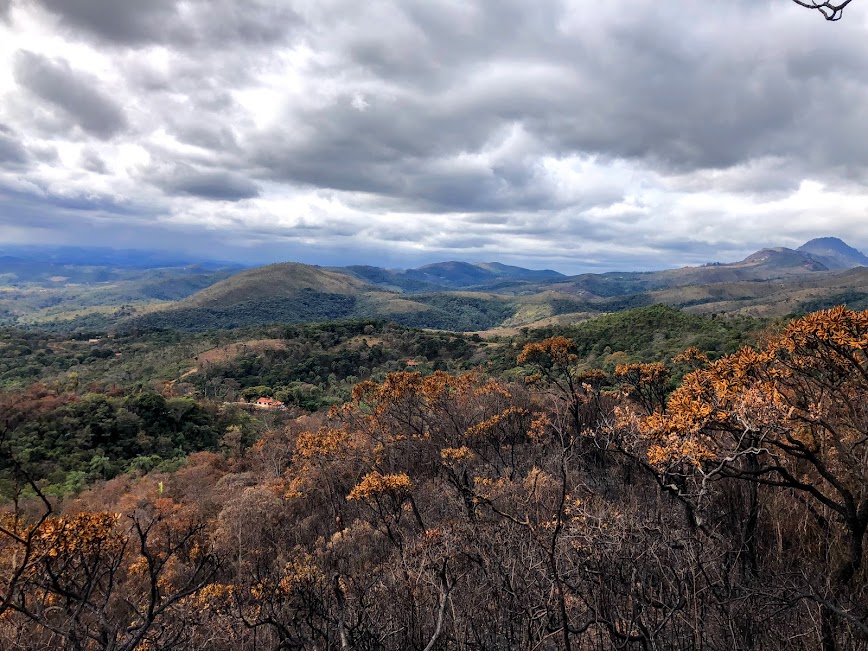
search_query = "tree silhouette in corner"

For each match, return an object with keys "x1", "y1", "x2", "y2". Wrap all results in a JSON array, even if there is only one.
[{"x1": 793, "y1": 0, "x2": 856, "y2": 20}]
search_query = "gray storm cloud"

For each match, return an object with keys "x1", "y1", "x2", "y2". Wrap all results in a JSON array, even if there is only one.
[
  {"x1": 0, "y1": 0, "x2": 866, "y2": 270},
  {"x1": 154, "y1": 166, "x2": 261, "y2": 202},
  {"x1": 13, "y1": 50, "x2": 128, "y2": 139},
  {"x1": 0, "y1": 126, "x2": 29, "y2": 167},
  {"x1": 34, "y1": 0, "x2": 299, "y2": 48}
]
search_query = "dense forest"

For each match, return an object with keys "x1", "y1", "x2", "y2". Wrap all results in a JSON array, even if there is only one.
[{"x1": 0, "y1": 306, "x2": 865, "y2": 650}]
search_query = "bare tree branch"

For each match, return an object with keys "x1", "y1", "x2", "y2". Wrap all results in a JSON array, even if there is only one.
[{"x1": 792, "y1": 0, "x2": 856, "y2": 21}]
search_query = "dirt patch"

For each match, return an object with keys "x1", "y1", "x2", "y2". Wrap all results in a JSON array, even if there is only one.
[
  {"x1": 343, "y1": 335, "x2": 385, "y2": 349},
  {"x1": 470, "y1": 312, "x2": 597, "y2": 338},
  {"x1": 194, "y1": 338, "x2": 286, "y2": 367}
]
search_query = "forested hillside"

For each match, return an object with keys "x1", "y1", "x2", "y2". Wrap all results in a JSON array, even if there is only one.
[{"x1": 2, "y1": 306, "x2": 866, "y2": 649}]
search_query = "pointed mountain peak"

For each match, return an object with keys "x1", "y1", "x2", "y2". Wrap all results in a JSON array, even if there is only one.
[{"x1": 798, "y1": 237, "x2": 868, "y2": 269}]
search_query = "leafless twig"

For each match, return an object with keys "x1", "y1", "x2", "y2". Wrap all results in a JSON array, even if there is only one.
[{"x1": 791, "y1": 0, "x2": 856, "y2": 21}]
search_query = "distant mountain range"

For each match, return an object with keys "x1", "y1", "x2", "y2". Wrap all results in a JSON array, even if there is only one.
[
  {"x1": 334, "y1": 260, "x2": 564, "y2": 292},
  {"x1": 2, "y1": 237, "x2": 867, "y2": 332},
  {"x1": 0, "y1": 245, "x2": 240, "y2": 270}
]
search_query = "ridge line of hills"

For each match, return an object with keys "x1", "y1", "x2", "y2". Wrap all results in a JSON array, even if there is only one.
[{"x1": 1, "y1": 236, "x2": 867, "y2": 332}]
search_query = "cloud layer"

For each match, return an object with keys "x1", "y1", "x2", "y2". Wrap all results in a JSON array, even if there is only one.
[{"x1": 1, "y1": 0, "x2": 866, "y2": 272}]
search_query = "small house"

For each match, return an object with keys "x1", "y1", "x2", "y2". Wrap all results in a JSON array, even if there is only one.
[{"x1": 255, "y1": 397, "x2": 286, "y2": 410}]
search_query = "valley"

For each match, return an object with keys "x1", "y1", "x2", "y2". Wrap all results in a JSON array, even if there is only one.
[
  {"x1": 3, "y1": 237, "x2": 866, "y2": 333},
  {"x1": 0, "y1": 239, "x2": 863, "y2": 650}
]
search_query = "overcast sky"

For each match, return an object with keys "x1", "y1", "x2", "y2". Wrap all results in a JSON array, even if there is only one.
[{"x1": 1, "y1": 0, "x2": 867, "y2": 273}]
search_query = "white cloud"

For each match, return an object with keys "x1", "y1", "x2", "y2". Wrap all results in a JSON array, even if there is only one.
[{"x1": 0, "y1": 0, "x2": 867, "y2": 272}]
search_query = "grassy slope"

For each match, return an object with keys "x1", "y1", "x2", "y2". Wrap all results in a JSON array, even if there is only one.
[
  {"x1": 184, "y1": 263, "x2": 372, "y2": 307},
  {"x1": 7, "y1": 254, "x2": 868, "y2": 334}
]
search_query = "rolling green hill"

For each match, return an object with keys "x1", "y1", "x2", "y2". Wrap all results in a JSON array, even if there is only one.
[
  {"x1": 125, "y1": 263, "x2": 868, "y2": 334},
  {"x1": 123, "y1": 263, "x2": 526, "y2": 332},
  {"x1": 6, "y1": 237, "x2": 868, "y2": 334},
  {"x1": 184, "y1": 263, "x2": 372, "y2": 307}
]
